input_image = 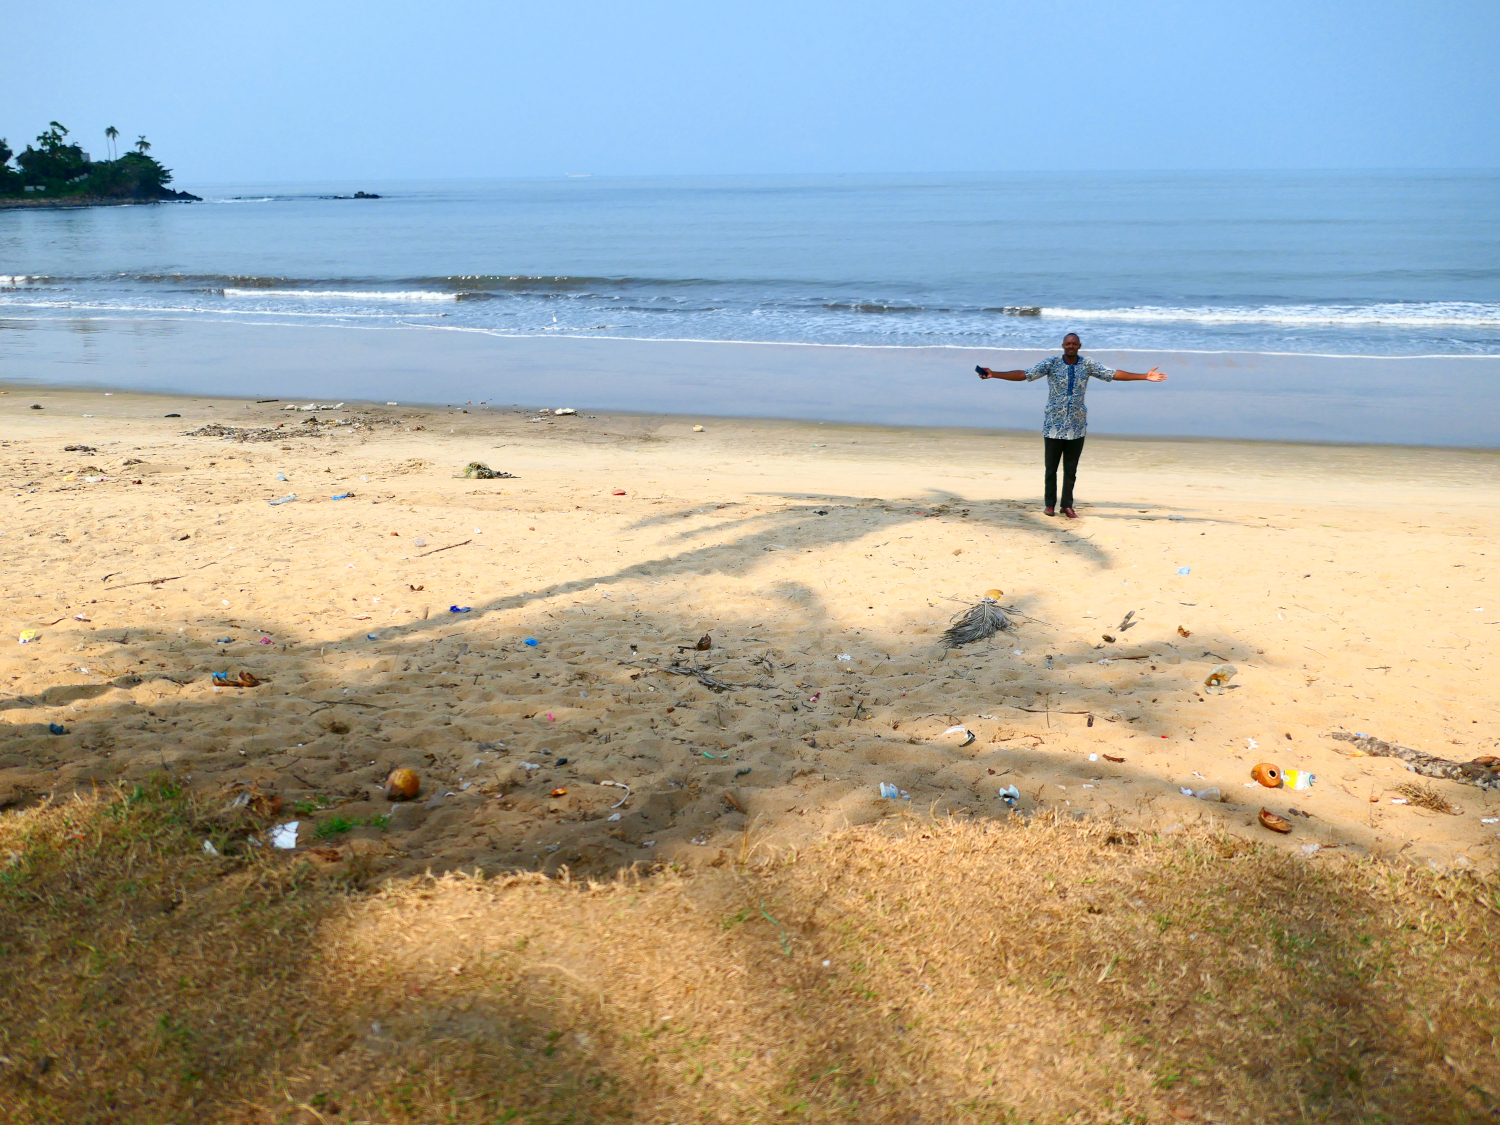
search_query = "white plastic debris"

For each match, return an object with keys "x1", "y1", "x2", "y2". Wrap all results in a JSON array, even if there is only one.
[
  {"x1": 836, "y1": 653, "x2": 852, "y2": 661},
  {"x1": 1246, "y1": 738, "x2": 1259, "y2": 751},
  {"x1": 879, "y1": 782, "x2": 899, "y2": 799},
  {"x1": 1482, "y1": 817, "x2": 1499, "y2": 825},
  {"x1": 1301, "y1": 843, "x2": 1321, "y2": 857},
  {"x1": 1088, "y1": 753, "x2": 1099, "y2": 761},
  {"x1": 608, "y1": 812, "x2": 622, "y2": 822},
  {"x1": 202, "y1": 839, "x2": 220, "y2": 856},
  {"x1": 1204, "y1": 664, "x2": 1237, "y2": 694},
  {"x1": 998, "y1": 784, "x2": 1020, "y2": 807},
  {"x1": 268, "y1": 493, "x2": 296, "y2": 506},
  {"x1": 554, "y1": 407, "x2": 577, "y2": 415},
  {"x1": 944, "y1": 725, "x2": 966, "y2": 735},
  {"x1": 269, "y1": 821, "x2": 299, "y2": 849}
]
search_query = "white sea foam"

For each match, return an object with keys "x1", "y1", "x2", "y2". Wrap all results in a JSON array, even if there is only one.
[
  {"x1": 1043, "y1": 302, "x2": 1500, "y2": 328},
  {"x1": 0, "y1": 275, "x2": 43, "y2": 285},
  {"x1": 0, "y1": 297, "x2": 443, "y2": 319},
  {"x1": 222, "y1": 288, "x2": 457, "y2": 302}
]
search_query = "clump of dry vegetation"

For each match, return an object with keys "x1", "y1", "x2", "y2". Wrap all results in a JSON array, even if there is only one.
[
  {"x1": 2, "y1": 782, "x2": 1498, "y2": 1124},
  {"x1": 1395, "y1": 781, "x2": 1460, "y2": 815}
]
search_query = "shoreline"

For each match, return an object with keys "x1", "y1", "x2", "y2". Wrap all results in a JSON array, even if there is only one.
[
  {"x1": 0, "y1": 193, "x2": 200, "y2": 211},
  {"x1": 7, "y1": 379, "x2": 1500, "y2": 459},
  {"x1": 2, "y1": 316, "x2": 1497, "y2": 447}
]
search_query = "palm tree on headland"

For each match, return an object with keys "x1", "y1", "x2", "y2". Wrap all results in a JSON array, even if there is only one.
[
  {"x1": 135, "y1": 135, "x2": 150, "y2": 155},
  {"x1": 105, "y1": 126, "x2": 118, "y2": 160}
]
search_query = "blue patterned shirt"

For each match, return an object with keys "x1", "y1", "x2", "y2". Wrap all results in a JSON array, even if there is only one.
[{"x1": 1025, "y1": 356, "x2": 1116, "y2": 440}]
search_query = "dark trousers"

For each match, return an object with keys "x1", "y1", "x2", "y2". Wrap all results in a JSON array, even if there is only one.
[{"x1": 1044, "y1": 436, "x2": 1085, "y2": 509}]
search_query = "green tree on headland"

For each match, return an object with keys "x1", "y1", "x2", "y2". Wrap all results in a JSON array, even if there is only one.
[
  {"x1": 105, "y1": 125, "x2": 118, "y2": 160},
  {"x1": 0, "y1": 138, "x2": 17, "y2": 194},
  {"x1": 0, "y1": 119, "x2": 198, "y2": 204}
]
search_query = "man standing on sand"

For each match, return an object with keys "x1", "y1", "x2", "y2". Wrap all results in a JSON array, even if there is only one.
[{"x1": 976, "y1": 333, "x2": 1167, "y2": 519}]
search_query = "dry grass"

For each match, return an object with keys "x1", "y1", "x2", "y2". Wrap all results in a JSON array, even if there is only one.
[
  {"x1": 3, "y1": 786, "x2": 1499, "y2": 1124},
  {"x1": 1395, "y1": 782, "x2": 1459, "y2": 816}
]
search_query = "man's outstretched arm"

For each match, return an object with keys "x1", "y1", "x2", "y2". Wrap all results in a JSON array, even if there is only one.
[
  {"x1": 1112, "y1": 366, "x2": 1168, "y2": 382},
  {"x1": 976, "y1": 365, "x2": 1027, "y2": 381}
]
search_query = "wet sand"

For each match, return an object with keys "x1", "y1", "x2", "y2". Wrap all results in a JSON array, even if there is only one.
[{"x1": 2, "y1": 386, "x2": 1498, "y2": 876}]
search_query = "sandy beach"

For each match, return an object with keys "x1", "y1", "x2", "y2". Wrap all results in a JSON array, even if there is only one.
[{"x1": 3, "y1": 386, "x2": 1498, "y2": 877}]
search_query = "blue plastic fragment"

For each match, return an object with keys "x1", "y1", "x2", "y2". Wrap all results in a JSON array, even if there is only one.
[
  {"x1": 211, "y1": 671, "x2": 230, "y2": 683},
  {"x1": 450, "y1": 605, "x2": 472, "y2": 614},
  {"x1": 215, "y1": 637, "x2": 233, "y2": 644},
  {"x1": 367, "y1": 633, "x2": 381, "y2": 640},
  {"x1": 524, "y1": 637, "x2": 539, "y2": 646},
  {"x1": 1176, "y1": 567, "x2": 1191, "y2": 575},
  {"x1": 331, "y1": 492, "x2": 352, "y2": 500},
  {"x1": 879, "y1": 782, "x2": 899, "y2": 799},
  {"x1": 49, "y1": 723, "x2": 67, "y2": 735}
]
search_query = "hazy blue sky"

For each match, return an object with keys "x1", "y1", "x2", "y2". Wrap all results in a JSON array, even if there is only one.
[{"x1": 5, "y1": 1, "x2": 1496, "y2": 184}]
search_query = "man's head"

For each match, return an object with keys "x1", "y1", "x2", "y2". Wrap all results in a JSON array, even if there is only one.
[{"x1": 1062, "y1": 333, "x2": 1081, "y2": 360}]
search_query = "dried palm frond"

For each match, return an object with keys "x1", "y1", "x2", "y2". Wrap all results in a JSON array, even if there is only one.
[{"x1": 942, "y1": 597, "x2": 1013, "y2": 648}]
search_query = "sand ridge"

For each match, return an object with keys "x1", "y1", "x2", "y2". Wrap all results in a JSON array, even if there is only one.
[{"x1": 2, "y1": 387, "x2": 1498, "y2": 877}]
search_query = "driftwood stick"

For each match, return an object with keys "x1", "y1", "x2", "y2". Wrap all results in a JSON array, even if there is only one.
[
  {"x1": 657, "y1": 664, "x2": 768, "y2": 693},
  {"x1": 1328, "y1": 731, "x2": 1499, "y2": 790},
  {"x1": 104, "y1": 575, "x2": 184, "y2": 591},
  {"x1": 415, "y1": 539, "x2": 472, "y2": 558}
]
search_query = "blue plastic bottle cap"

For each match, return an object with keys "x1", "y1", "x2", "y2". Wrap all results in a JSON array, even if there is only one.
[{"x1": 524, "y1": 638, "x2": 539, "y2": 646}]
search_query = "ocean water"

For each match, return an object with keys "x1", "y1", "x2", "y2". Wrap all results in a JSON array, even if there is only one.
[
  {"x1": 2, "y1": 172, "x2": 1499, "y2": 445},
  {"x1": 3, "y1": 171, "x2": 1499, "y2": 355}
]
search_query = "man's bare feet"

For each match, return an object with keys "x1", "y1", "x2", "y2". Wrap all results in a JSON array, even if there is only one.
[
  {"x1": 1044, "y1": 506, "x2": 1056, "y2": 516},
  {"x1": 1062, "y1": 507, "x2": 1079, "y2": 519}
]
